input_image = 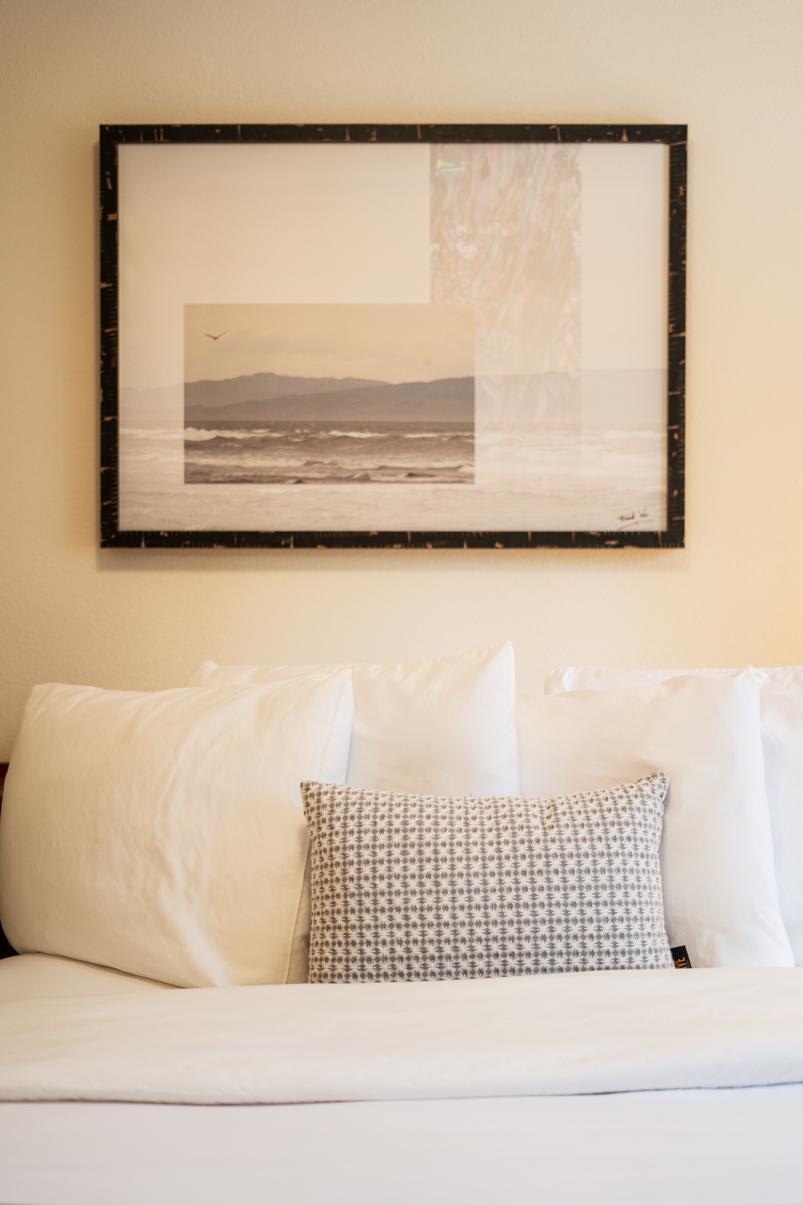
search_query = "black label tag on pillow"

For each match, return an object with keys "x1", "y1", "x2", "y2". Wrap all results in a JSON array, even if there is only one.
[{"x1": 671, "y1": 945, "x2": 692, "y2": 969}]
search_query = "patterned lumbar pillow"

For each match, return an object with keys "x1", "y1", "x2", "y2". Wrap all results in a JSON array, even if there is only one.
[{"x1": 301, "y1": 773, "x2": 673, "y2": 983}]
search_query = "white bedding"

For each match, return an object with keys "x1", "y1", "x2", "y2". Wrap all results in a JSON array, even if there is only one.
[
  {"x1": 4, "y1": 1089, "x2": 803, "y2": 1205},
  {"x1": 2, "y1": 955, "x2": 803, "y2": 1204},
  {"x1": 0, "y1": 952, "x2": 172, "y2": 1002},
  {"x1": 2, "y1": 962, "x2": 803, "y2": 1103}
]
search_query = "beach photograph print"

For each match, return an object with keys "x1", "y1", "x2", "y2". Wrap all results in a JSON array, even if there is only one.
[
  {"x1": 111, "y1": 131, "x2": 681, "y2": 541},
  {"x1": 184, "y1": 303, "x2": 475, "y2": 487}
]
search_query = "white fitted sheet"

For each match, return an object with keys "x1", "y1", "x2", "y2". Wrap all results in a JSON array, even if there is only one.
[{"x1": 2, "y1": 1089, "x2": 803, "y2": 1205}]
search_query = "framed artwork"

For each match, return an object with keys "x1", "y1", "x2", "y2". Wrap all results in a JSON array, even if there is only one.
[{"x1": 99, "y1": 123, "x2": 686, "y2": 548}]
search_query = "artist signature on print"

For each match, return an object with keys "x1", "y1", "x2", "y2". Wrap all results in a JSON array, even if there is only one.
[{"x1": 617, "y1": 508, "x2": 651, "y2": 530}]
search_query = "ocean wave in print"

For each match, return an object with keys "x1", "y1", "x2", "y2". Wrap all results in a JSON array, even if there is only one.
[{"x1": 183, "y1": 420, "x2": 475, "y2": 485}]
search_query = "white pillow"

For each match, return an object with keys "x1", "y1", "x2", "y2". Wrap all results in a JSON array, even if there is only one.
[
  {"x1": 191, "y1": 644, "x2": 519, "y2": 795},
  {"x1": 546, "y1": 664, "x2": 803, "y2": 965},
  {"x1": 190, "y1": 644, "x2": 520, "y2": 979},
  {"x1": 517, "y1": 674, "x2": 793, "y2": 968},
  {"x1": 0, "y1": 674, "x2": 353, "y2": 987}
]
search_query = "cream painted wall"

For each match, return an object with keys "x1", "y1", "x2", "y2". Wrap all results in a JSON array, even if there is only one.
[{"x1": 1, "y1": 0, "x2": 802, "y2": 758}]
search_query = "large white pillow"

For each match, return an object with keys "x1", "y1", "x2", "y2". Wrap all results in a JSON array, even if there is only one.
[
  {"x1": 517, "y1": 674, "x2": 793, "y2": 968},
  {"x1": 0, "y1": 674, "x2": 353, "y2": 987},
  {"x1": 190, "y1": 644, "x2": 519, "y2": 979},
  {"x1": 546, "y1": 664, "x2": 803, "y2": 965},
  {"x1": 190, "y1": 644, "x2": 519, "y2": 796}
]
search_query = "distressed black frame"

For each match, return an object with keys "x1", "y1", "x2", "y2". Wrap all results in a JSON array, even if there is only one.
[{"x1": 100, "y1": 123, "x2": 686, "y2": 549}]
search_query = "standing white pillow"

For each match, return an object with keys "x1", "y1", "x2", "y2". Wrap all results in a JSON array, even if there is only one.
[
  {"x1": 190, "y1": 644, "x2": 519, "y2": 980},
  {"x1": 518, "y1": 674, "x2": 792, "y2": 968},
  {"x1": 190, "y1": 643, "x2": 519, "y2": 796},
  {"x1": 546, "y1": 664, "x2": 803, "y2": 965},
  {"x1": 0, "y1": 674, "x2": 353, "y2": 987}
]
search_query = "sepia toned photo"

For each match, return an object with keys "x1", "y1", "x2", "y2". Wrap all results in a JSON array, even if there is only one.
[
  {"x1": 183, "y1": 303, "x2": 475, "y2": 487},
  {"x1": 105, "y1": 125, "x2": 685, "y2": 546}
]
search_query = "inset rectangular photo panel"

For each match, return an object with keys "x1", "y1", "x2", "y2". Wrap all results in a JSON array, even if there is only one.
[
  {"x1": 100, "y1": 124, "x2": 686, "y2": 548},
  {"x1": 183, "y1": 303, "x2": 475, "y2": 487}
]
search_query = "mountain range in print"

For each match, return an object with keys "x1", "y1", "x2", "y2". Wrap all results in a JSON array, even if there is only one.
[
  {"x1": 182, "y1": 303, "x2": 476, "y2": 485},
  {"x1": 184, "y1": 371, "x2": 475, "y2": 485}
]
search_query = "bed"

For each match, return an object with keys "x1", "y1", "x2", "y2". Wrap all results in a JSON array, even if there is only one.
[
  {"x1": 1, "y1": 650, "x2": 803, "y2": 1205},
  {"x1": 4, "y1": 949, "x2": 800, "y2": 1205},
  {"x1": 2, "y1": 953, "x2": 803, "y2": 1205}
]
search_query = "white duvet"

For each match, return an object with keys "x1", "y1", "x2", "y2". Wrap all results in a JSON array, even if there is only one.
[{"x1": 2, "y1": 966, "x2": 803, "y2": 1104}]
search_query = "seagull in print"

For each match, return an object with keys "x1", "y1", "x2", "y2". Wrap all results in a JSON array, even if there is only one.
[{"x1": 203, "y1": 330, "x2": 228, "y2": 341}]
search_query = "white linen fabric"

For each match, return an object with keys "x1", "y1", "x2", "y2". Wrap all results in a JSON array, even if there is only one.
[
  {"x1": 0, "y1": 954, "x2": 173, "y2": 1003},
  {"x1": 191, "y1": 644, "x2": 519, "y2": 980},
  {"x1": 1, "y1": 967, "x2": 802, "y2": 1103},
  {"x1": 517, "y1": 675, "x2": 793, "y2": 968},
  {"x1": 0, "y1": 675, "x2": 353, "y2": 987},
  {"x1": 546, "y1": 665, "x2": 803, "y2": 965},
  {"x1": 3, "y1": 1089, "x2": 803, "y2": 1205},
  {"x1": 2, "y1": 959, "x2": 803, "y2": 1205},
  {"x1": 190, "y1": 643, "x2": 518, "y2": 795}
]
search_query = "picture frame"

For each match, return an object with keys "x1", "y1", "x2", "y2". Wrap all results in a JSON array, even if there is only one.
[{"x1": 99, "y1": 123, "x2": 686, "y2": 549}]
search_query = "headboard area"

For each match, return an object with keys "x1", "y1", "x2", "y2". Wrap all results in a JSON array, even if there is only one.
[{"x1": 0, "y1": 763, "x2": 14, "y2": 957}]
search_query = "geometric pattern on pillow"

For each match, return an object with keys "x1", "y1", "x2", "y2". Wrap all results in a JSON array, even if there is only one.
[{"x1": 302, "y1": 773, "x2": 673, "y2": 983}]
